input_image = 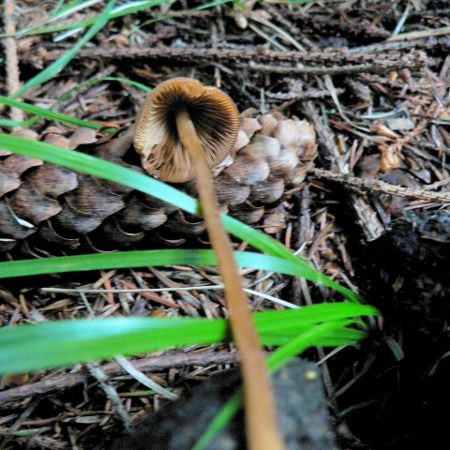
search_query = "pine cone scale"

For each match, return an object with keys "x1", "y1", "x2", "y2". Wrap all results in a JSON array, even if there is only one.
[
  {"x1": 9, "y1": 180, "x2": 62, "y2": 223},
  {"x1": 0, "y1": 168, "x2": 20, "y2": 197}
]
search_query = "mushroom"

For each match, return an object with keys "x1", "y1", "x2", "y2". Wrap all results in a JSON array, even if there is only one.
[
  {"x1": 134, "y1": 77, "x2": 239, "y2": 183},
  {"x1": 134, "y1": 78, "x2": 284, "y2": 450}
]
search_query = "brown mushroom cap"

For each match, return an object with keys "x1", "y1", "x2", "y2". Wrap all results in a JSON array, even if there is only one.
[{"x1": 134, "y1": 78, "x2": 240, "y2": 183}]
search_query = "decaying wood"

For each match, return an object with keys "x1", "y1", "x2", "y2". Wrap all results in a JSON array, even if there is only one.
[
  {"x1": 23, "y1": 47, "x2": 427, "y2": 76},
  {"x1": 302, "y1": 101, "x2": 385, "y2": 241}
]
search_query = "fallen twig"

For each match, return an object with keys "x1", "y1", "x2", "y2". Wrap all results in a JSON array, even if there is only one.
[
  {"x1": 310, "y1": 168, "x2": 450, "y2": 204},
  {"x1": 387, "y1": 26, "x2": 450, "y2": 42},
  {"x1": 0, "y1": 351, "x2": 239, "y2": 408},
  {"x1": 349, "y1": 35, "x2": 450, "y2": 54},
  {"x1": 24, "y1": 47, "x2": 427, "y2": 75}
]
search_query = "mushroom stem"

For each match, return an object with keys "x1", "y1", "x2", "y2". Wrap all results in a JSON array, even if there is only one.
[{"x1": 175, "y1": 110, "x2": 285, "y2": 450}]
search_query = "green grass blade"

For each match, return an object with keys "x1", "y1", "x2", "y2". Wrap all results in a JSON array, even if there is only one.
[
  {"x1": 0, "y1": 0, "x2": 88, "y2": 38},
  {"x1": 16, "y1": 0, "x2": 169, "y2": 36},
  {"x1": 0, "y1": 249, "x2": 361, "y2": 300},
  {"x1": 33, "y1": 0, "x2": 232, "y2": 36},
  {"x1": 0, "y1": 317, "x2": 227, "y2": 374},
  {"x1": 49, "y1": 76, "x2": 151, "y2": 110},
  {"x1": 2, "y1": 0, "x2": 232, "y2": 39},
  {"x1": 5, "y1": 76, "x2": 150, "y2": 129},
  {"x1": 0, "y1": 118, "x2": 27, "y2": 127},
  {"x1": 49, "y1": 0, "x2": 105, "y2": 22},
  {"x1": 139, "y1": 0, "x2": 236, "y2": 30},
  {"x1": 253, "y1": 302, "x2": 378, "y2": 324},
  {"x1": 0, "y1": 304, "x2": 375, "y2": 375},
  {"x1": 0, "y1": 249, "x2": 309, "y2": 280},
  {"x1": 192, "y1": 390, "x2": 244, "y2": 450},
  {"x1": 47, "y1": 0, "x2": 70, "y2": 17},
  {"x1": 0, "y1": 134, "x2": 358, "y2": 301},
  {"x1": 13, "y1": 0, "x2": 118, "y2": 97},
  {"x1": 59, "y1": 76, "x2": 153, "y2": 97},
  {"x1": 0, "y1": 95, "x2": 105, "y2": 130}
]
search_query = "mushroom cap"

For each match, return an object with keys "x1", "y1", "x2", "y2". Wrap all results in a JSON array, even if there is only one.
[{"x1": 134, "y1": 78, "x2": 240, "y2": 183}]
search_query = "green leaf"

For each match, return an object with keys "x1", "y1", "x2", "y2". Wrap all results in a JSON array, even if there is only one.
[{"x1": 0, "y1": 134, "x2": 359, "y2": 302}]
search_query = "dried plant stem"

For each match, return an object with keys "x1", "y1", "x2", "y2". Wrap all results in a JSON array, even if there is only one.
[
  {"x1": 86, "y1": 362, "x2": 133, "y2": 432},
  {"x1": 176, "y1": 110, "x2": 285, "y2": 450},
  {"x1": 2, "y1": 0, "x2": 23, "y2": 121}
]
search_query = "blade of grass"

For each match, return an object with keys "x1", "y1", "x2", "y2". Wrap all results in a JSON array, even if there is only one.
[
  {"x1": 253, "y1": 303, "x2": 378, "y2": 330},
  {"x1": 1, "y1": 0, "x2": 235, "y2": 39},
  {"x1": 49, "y1": 0, "x2": 103, "y2": 22},
  {"x1": 12, "y1": 0, "x2": 118, "y2": 98},
  {"x1": 0, "y1": 95, "x2": 107, "y2": 130},
  {"x1": 11, "y1": 0, "x2": 169, "y2": 37},
  {"x1": 0, "y1": 303, "x2": 376, "y2": 374},
  {"x1": 0, "y1": 249, "x2": 360, "y2": 309},
  {"x1": 0, "y1": 0, "x2": 89, "y2": 39},
  {"x1": 1, "y1": 78, "x2": 149, "y2": 130},
  {"x1": 0, "y1": 249, "x2": 314, "y2": 280},
  {"x1": 0, "y1": 118, "x2": 30, "y2": 127},
  {"x1": 138, "y1": 0, "x2": 236, "y2": 29},
  {"x1": 0, "y1": 134, "x2": 358, "y2": 301},
  {"x1": 58, "y1": 76, "x2": 153, "y2": 98},
  {"x1": 0, "y1": 316, "x2": 226, "y2": 374}
]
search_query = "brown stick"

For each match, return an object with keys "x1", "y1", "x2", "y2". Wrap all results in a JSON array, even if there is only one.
[
  {"x1": 25, "y1": 46, "x2": 427, "y2": 75},
  {"x1": 0, "y1": 351, "x2": 240, "y2": 408},
  {"x1": 310, "y1": 168, "x2": 450, "y2": 203},
  {"x1": 176, "y1": 110, "x2": 284, "y2": 450}
]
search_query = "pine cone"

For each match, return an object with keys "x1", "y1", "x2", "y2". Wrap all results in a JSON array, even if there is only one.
[{"x1": 0, "y1": 111, "x2": 316, "y2": 256}]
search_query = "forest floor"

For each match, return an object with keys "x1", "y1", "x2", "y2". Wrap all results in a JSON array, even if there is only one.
[{"x1": 0, "y1": 1, "x2": 449, "y2": 449}]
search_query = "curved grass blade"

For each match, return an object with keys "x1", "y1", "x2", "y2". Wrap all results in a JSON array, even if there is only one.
[
  {"x1": 0, "y1": 317, "x2": 226, "y2": 374},
  {"x1": 0, "y1": 249, "x2": 347, "y2": 296},
  {"x1": 12, "y1": 0, "x2": 169, "y2": 37},
  {"x1": 0, "y1": 95, "x2": 106, "y2": 130},
  {"x1": 56, "y1": 76, "x2": 152, "y2": 102},
  {"x1": 0, "y1": 303, "x2": 376, "y2": 375},
  {"x1": 1, "y1": 79, "x2": 148, "y2": 131},
  {"x1": 0, "y1": 134, "x2": 358, "y2": 301},
  {"x1": 14, "y1": 0, "x2": 233, "y2": 37}
]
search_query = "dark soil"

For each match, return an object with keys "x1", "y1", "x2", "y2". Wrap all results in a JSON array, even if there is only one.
[{"x1": 110, "y1": 359, "x2": 337, "y2": 450}]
